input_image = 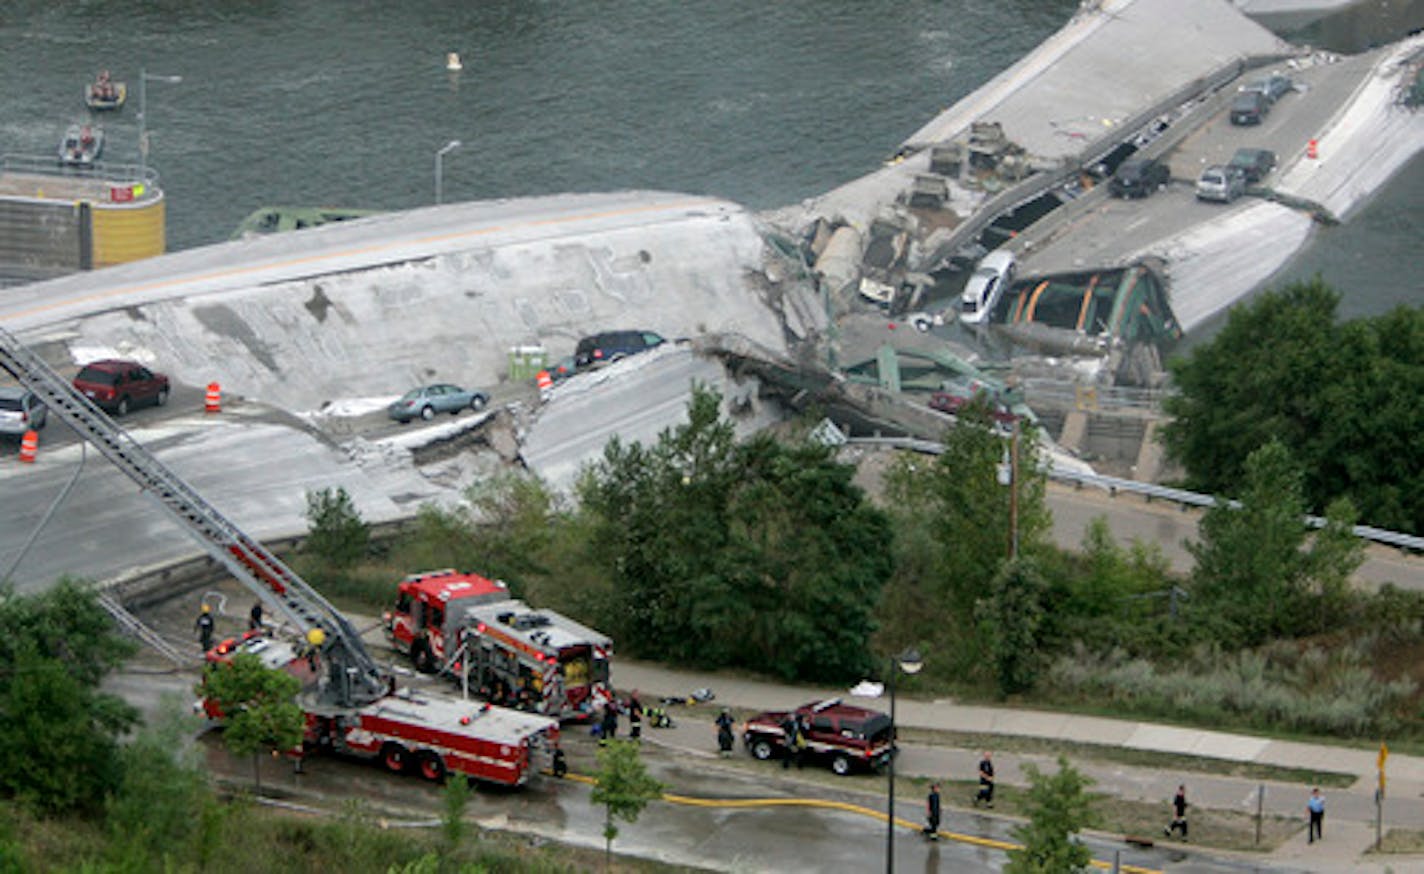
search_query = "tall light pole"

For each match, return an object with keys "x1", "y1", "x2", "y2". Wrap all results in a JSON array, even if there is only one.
[
  {"x1": 435, "y1": 139, "x2": 461, "y2": 204},
  {"x1": 998, "y1": 418, "x2": 1021, "y2": 560},
  {"x1": 886, "y1": 648, "x2": 923, "y2": 873},
  {"x1": 138, "y1": 69, "x2": 182, "y2": 180}
]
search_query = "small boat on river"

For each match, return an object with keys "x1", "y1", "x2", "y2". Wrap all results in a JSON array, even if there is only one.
[
  {"x1": 85, "y1": 71, "x2": 126, "y2": 111},
  {"x1": 59, "y1": 123, "x2": 104, "y2": 167}
]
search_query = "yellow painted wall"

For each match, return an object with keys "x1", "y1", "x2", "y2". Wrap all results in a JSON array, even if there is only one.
[{"x1": 91, "y1": 194, "x2": 166, "y2": 267}]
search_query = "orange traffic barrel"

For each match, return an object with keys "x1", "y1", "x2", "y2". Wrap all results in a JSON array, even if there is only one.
[
  {"x1": 205, "y1": 382, "x2": 221, "y2": 413},
  {"x1": 18, "y1": 429, "x2": 38, "y2": 463},
  {"x1": 536, "y1": 370, "x2": 552, "y2": 394}
]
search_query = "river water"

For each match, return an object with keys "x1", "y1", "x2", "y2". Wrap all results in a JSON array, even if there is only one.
[{"x1": 0, "y1": 0, "x2": 1417, "y2": 321}]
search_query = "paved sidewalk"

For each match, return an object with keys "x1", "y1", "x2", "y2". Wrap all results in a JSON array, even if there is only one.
[{"x1": 613, "y1": 658, "x2": 1424, "y2": 872}]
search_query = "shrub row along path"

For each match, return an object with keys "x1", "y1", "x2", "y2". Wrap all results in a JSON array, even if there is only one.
[{"x1": 613, "y1": 659, "x2": 1424, "y2": 873}]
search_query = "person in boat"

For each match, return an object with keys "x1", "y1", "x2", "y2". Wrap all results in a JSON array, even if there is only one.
[
  {"x1": 80, "y1": 126, "x2": 94, "y2": 147},
  {"x1": 94, "y1": 70, "x2": 114, "y2": 100}
]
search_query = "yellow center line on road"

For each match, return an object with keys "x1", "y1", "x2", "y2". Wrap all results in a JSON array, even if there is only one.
[
  {"x1": 1, "y1": 198, "x2": 713, "y2": 326},
  {"x1": 557, "y1": 770, "x2": 1161, "y2": 873}
]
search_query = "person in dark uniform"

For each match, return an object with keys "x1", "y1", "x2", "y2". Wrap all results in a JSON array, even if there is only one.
[
  {"x1": 195, "y1": 604, "x2": 215, "y2": 653},
  {"x1": 627, "y1": 691, "x2": 643, "y2": 740},
  {"x1": 715, "y1": 708, "x2": 736, "y2": 757},
  {"x1": 600, "y1": 701, "x2": 618, "y2": 743},
  {"x1": 1165, "y1": 784, "x2": 1189, "y2": 840},
  {"x1": 249, "y1": 601, "x2": 264, "y2": 631},
  {"x1": 923, "y1": 783, "x2": 942, "y2": 840},
  {"x1": 974, "y1": 751, "x2": 995, "y2": 808},
  {"x1": 780, "y1": 714, "x2": 800, "y2": 769}
]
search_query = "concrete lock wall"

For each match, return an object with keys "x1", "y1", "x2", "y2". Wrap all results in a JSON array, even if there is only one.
[{"x1": 0, "y1": 198, "x2": 83, "y2": 275}]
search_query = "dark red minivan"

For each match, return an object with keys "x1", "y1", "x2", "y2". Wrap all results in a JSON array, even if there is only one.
[{"x1": 72, "y1": 359, "x2": 170, "y2": 416}]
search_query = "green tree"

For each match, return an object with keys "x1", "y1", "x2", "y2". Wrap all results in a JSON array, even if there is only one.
[
  {"x1": 0, "y1": 580, "x2": 138, "y2": 814},
  {"x1": 578, "y1": 386, "x2": 892, "y2": 681},
  {"x1": 440, "y1": 772, "x2": 474, "y2": 861},
  {"x1": 1187, "y1": 440, "x2": 1363, "y2": 646},
  {"x1": 880, "y1": 408, "x2": 1049, "y2": 681},
  {"x1": 976, "y1": 557, "x2": 1050, "y2": 696},
  {"x1": 589, "y1": 740, "x2": 664, "y2": 872},
  {"x1": 1005, "y1": 756, "x2": 1096, "y2": 874},
  {"x1": 1163, "y1": 278, "x2": 1424, "y2": 535},
  {"x1": 304, "y1": 486, "x2": 370, "y2": 569},
  {"x1": 198, "y1": 652, "x2": 304, "y2": 794},
  {"x1": 104, "y1": 701, "x2": 216, "y2": 871}
]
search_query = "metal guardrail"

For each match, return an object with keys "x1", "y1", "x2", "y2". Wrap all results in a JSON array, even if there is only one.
[
  {"x1": 1021, "y1": 378, "x2": 1172, "y2": 412},
  {"x1": 1, "y1": 153, "x2": 160, "y2": 189},
  {"x1": 847, "y1": 436, "x2": 1424, "y2": 553}
]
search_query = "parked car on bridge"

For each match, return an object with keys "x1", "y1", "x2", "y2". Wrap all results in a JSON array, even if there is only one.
[
  {"x1": 1242, "y1": 72, "x2": 1293, "y2": 104},
  {"x1": 574, "y1": 330, "x2": 666, "y2": 370},
  {"x1": 1195, "y1": 165, "x2": 1247, "y2": 203},
  {"x1": 742, "y1": 698, "x2": 894, "y2": 776},
  {"x1": 1108, "y1": 157, "x2": 1170, "y2": 198},
  {"x1": 387, "y1": 383, "x2": 489, "y2": 423},
  {"x1": 0, "y1": 386, "x2": 47, "y2": 436},
  {"x1": 1230, "y1": 91, "x2": 1270, "y2": 125},
  {"x1": 1227, "y1": 148, "x2": 1277, "y2": 184},
  {"x1": 72, "y1": 359, "x2": 169, "y2": 416}
]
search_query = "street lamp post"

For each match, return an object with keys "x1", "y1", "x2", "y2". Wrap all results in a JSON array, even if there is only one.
[
  {"x1": 886, "y1": 648, "x2": 923, "y2": 873},
  {"x1": 138, "y1": 69, "x2": 182, "y2": 180},
  {"x1": 435, "y1": 139, "x2": 461, "y2": 204}
]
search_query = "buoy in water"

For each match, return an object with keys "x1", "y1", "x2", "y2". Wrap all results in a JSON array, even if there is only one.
[{"x1": 446, "y1": 52, "x2": 463, "y2": 72}]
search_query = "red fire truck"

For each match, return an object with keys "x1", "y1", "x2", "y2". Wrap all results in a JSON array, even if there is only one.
[
  {"x1": 384, "y1": 569, "x2": 613, "y2": 722},
  {"x1": 199, "y1": 629, "x2": 559, "y2": 787}
]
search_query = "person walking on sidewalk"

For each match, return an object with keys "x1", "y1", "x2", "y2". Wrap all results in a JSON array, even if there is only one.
[
  {"x1": 973, "y1": 751, "x2": 995, "y2": 808},
  {"x1": 1164, "y1": 784, "x2": 1188, "y2": 840},
  {"x1": 1307, "y1": 787, "x2": 1325, "y2": 843},
  {"x1": 923, "y1": 783, "x2": 942, "y2": 840}
]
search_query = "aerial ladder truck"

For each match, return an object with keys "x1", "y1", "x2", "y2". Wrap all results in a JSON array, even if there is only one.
[{"x1": 0, "y1": 327, "x2": 558, "y2": 786}]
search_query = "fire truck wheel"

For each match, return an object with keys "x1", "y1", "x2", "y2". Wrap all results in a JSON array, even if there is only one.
[
  {"x1": 381, "y1": 743, "x2": 408, "y2": 774},
  {"x1": 831, "y1": 754, "x2": 852, "y2": 776},
  {"x1": 750, "y1": 738, "x2": 774, "y2": 761},
  {"x1": 416, "y1": 751, "x2": 447, "y2": 783}
]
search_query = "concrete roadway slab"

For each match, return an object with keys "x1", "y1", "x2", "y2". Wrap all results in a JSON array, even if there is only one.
[{"x1": 0, "y1": 409, "x2": 409, "y2": 593}]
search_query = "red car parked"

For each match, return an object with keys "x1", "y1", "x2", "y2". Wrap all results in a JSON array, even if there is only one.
[{"x1": 72, "y1": 359, "x2": 170, "y2": 415}]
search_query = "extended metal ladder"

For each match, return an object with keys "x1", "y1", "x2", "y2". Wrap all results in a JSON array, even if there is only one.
[{"x1": 0, "y1": 326, "x2": 387, "y2": 707}]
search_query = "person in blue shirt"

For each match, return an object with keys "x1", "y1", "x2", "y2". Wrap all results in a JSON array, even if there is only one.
[{"x1": 1307, "y1": 787, "x2": 1325, "y2": 843}]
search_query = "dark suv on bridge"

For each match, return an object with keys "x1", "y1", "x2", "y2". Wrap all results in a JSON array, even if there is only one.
[
  {"x1": 573, "y1": 330, "x2": 667, "y2": 370},
  {"x1": 1109, "y1": 157, "x2": 1171, "y2": 198}
]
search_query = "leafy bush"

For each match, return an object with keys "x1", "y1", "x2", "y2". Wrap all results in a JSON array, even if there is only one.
[{"x1": 1045, "y1": 641, "x2": 1416, "y2": 736}]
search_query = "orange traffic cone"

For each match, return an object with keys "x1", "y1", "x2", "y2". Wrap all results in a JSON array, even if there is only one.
[
  {"x1": 205, "y1": 382, "x2": 221, "y2": 413},
  {"x1": 1307, "y1": 138, "x2": 1319, "y2": 160},
  {"x1": 19, "y1": 429, "x2": 38, "y2": 463},
  {"x1": 536, "y1": 370, "x2": 553, "y2": 396}
]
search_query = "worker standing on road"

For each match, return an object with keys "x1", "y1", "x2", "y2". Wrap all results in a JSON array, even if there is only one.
[
  {"x1": 974, "y1": 751, "x2": 995, "y2": 808},
  {"x1": 1164, "y1": 784, "x2": 1188, "y2": 840},
  {"x1": 628, "y1": 693, "x2": 643, "y2": 741},
  {"x1": 249, "y1": 601, "x2": 263, "y2": 631},
  {"x1": 715, "y1": 708, "x2": 736, "y2": 757},
  {"x1": 1307, "y1": 787, "x2": 1325, "y2": 843},
  {"x1": 195, "y1": 603, "x2": 215, "y2": 653},
  {"x1": 923, "y1": 782, "x2": 942, "y2": 840},
  {"x1": 780, "y1": 714, "x2": 800, "y2": 769}
]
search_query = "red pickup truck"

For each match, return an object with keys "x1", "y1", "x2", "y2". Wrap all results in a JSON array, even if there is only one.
[{"x1": 741, "y1": 698, "x2": 894, "y2": 776}]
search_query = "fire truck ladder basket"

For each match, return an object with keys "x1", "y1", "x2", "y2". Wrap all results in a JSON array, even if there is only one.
[{"x1": 0, "y1": 326, "x2": 386, "y2": 708}]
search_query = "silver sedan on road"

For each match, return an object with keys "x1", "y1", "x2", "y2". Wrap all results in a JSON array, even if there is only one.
[{"x1": 387, "y1": 383, "x2": 490, "y2": 423}]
